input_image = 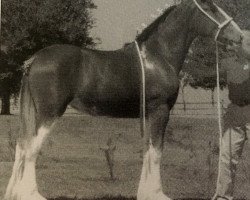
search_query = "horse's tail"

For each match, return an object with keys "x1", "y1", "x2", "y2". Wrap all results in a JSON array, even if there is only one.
[{"x1": 19, "y1": 58, "x2": 37, "y2": 139}]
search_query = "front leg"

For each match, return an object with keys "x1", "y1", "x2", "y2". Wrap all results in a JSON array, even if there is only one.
[{"x1": 137, "y1": 103, "x2": 171, "y2": 200}]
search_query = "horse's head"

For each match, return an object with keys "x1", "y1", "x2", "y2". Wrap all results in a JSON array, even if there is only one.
[{"x1": 191, "y1": 0, "x2": 243, "y2": 47}]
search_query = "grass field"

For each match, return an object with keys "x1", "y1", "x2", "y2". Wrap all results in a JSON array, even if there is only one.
[{"x1": 0, "y1": 114, "x2": 249, "y2": 200}]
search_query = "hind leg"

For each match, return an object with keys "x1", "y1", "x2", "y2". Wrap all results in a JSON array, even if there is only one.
[{"x1": 4, "y1": 122, "x2": 54, "y2": 200}]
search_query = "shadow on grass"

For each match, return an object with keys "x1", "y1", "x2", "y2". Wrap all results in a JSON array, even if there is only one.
[
  {"x1": 48, "y1": 196, "x2": 135, "y2": 200},
  {"x1": 48, "y1": 197, "x2": 246, "y2": 200}
]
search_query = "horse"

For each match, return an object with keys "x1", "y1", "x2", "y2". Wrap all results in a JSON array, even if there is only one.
[{"x1": 4, "y1": 0, "x2": 243, "y2": 200}]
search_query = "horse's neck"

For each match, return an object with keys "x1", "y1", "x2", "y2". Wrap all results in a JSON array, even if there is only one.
[{"x1": 143, "y1": 6, "x2": 196, "y2": 74}]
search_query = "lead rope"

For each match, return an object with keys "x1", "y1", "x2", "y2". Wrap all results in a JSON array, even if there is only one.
[
  {"x1": 213, "y1": 39, "x2": 232, "y2": 200},
  {"x1": 215, "y1": 41, "x2": 223, "y2": 141},
  {"x1": 215, "y1": 41, "x2": 223, "y2": 197},
  {"x1": 135, "y1": 41, "x2": 146, "y2": 138}
]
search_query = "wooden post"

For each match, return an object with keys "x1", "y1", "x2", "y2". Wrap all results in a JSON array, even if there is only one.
[{"x1": 100, "y1": 137, "x2": 116, "y2": 180}]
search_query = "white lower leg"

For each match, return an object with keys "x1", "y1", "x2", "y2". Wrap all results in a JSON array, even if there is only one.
[
  {"x1": 15, "y1": 159, "x2": 39, "y2": 197},
  {"x1": 4, "y1": 144, "x2": 25, "y2": 199},
  {"x1": 5, "y1": 126, "x2": 50, "y2": 200},
  {"x1": 137, "y1": 143, "x2": 171, "y2": 200}
]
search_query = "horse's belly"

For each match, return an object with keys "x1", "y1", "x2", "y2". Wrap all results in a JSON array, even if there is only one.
[{"x1": 70, "y1": 97, "x2": 140, "y2": 118}]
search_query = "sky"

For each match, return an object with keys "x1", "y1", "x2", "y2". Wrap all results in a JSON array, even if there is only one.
[{"x1": 91, "y1": 0, "x2": 174, "y2": 50}]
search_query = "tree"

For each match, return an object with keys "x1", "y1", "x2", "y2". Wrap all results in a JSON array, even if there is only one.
[
  {"x1": 190, "y1": 76, "x2": 227, "y2": 106},
  {"x1": 1, "y1": 0, "x2": 97, "y2": 114},
  {"x1": 0, "y1": 50, "x2": 21, "y2": 114},
  {"x1": 183, "y1": 37, "x2": 228, "y2": 104}
]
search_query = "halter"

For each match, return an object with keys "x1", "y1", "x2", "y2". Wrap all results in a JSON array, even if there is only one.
[{"x1": 193, "y1": 0, "x2": 233, "y2": 41}]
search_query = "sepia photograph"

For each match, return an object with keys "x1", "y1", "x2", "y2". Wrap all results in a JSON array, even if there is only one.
[{"x1": 0, "y1": 0, "x2": 250, "y2": 200}]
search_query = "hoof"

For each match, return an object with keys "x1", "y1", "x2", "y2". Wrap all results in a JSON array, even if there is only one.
[
  {"x1": 137, "y1": 191, "x2": 172, "y2": 200},
  {"x1": 4, "y1": 189, "x2": 46, "y2": 200},
  {"x1": 154, "y1": 192, "x2": 172, "y2": 200}
]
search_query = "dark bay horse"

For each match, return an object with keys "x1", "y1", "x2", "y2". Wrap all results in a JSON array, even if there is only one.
[{"x1": 4, "y1": 1, "x2": 243, "y2": 200}]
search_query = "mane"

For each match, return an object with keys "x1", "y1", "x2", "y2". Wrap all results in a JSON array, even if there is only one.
[{"x1": 136, "y1": 5, "x2": 177, "y2": 43}]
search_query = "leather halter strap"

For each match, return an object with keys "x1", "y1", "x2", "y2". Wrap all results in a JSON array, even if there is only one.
[{"x1": 193, "y1": 0, "x2": 233, "y2": 41}]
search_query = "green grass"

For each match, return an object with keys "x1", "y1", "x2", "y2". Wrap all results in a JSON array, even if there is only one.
[{"x1": 0, "y1": 114, "x2": 249, "y2": 200}]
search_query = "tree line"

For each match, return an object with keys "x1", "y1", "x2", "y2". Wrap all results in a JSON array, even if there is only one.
[{"x1": 0, "y1": 0, "x2": 97, "y2": 114}]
